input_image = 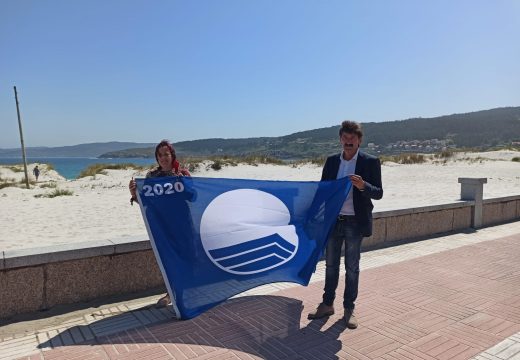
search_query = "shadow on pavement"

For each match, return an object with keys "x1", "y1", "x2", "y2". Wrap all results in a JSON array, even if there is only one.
[{"x1": 39, "y1": 294, "x2": 345, "y2": 359}]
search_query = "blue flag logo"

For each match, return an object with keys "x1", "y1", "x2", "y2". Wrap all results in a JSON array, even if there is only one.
[
  {"x1": 136, "y1": 176, "x2": 351, "y2": 319},
  {"x1": 201, "y1": 189, "x2": 299, "y2": 275}
]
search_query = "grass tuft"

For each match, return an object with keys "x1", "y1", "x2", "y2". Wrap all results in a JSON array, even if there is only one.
[
  {"x1": 7, "y1": 166, "x2": 23, "y2": 173},
  {"x1": 39, "y1": 181, "x2": 58, "y2": 188},
  {"x1": 34, "y1": 188, "x2": 74, "y2": 198},
  {"x1": 180, "y1": 155, "x2": 285, "y2": 172},
  {"x1": 380, "y1": 153, "x2": 426, "y2": 164},
  {"x1": 77, "y1": 163, "x2": 146, "y2": 178}
]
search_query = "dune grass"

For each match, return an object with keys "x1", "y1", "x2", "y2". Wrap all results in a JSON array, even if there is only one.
[
  {"x1": 6, "y1": 166, "x2": 24, "y2": 173},
  {"x1": 380, "y1": 153, "x2": 427, "y2": 164},
  {"x1": 39, "y1": 181, "x2": 58, "y2": 188},
  {"x1": 34, "y1": 188, "x2": 74, "y2": 198},
  {"x1": 0, "y1": 175, "x2": 37, "y2": 189},
  {"x1": 181, "y1": 155, "x2": 285, "y2": 172},
  {"x1": 0, "y1": 175, "x2": 15, "y2": 189},
  {"x1": 77, "y1": 163, "x2": 150, "y2": 178}
]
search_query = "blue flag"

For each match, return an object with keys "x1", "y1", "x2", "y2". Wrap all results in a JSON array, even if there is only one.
[{"x1": 136, "y1": 176, "x2": 351, "y2": 319}]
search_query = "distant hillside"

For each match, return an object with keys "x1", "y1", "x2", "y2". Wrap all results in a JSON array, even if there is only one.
[
  {"x1": 3, "y1": 107, "x2": 518, "y2": 160},
  {"x1": 0, "y1": 142, "x2": 156, "y2": 158},
  {"x1": 101, "y1": 106, "x2": 520, "y2": 159}
]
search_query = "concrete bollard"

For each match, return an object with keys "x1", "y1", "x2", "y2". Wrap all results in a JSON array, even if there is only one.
[{"x1": 458, "y1": 177, "x2": 487, "y2": 228}]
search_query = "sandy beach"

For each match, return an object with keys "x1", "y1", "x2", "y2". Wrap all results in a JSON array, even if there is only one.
[{"x1": 1, "y1": 150, "x2": 519, "y2": 251}]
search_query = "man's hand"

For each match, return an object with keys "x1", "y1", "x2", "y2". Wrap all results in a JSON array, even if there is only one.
[{"x1": 348, "y1": 175, "x2": 365, "y2": 191}]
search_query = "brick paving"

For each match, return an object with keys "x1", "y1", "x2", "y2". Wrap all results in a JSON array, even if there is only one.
[{"x1": 3, "y1": 221, "x2": 520, "y2": 360}]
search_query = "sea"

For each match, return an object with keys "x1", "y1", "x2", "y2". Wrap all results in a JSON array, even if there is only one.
[{"x1": 0, "y1": 157, "x2": 156, "y2": 180}]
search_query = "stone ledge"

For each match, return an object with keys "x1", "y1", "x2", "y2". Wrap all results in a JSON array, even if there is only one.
[
  {"x1": 373, "y1": 201, "x2": 472, "y2": 218},
  {"x1": 4, "y1": 237, "x2": 151, "y2": 270},
  {"x1": 483, "y1": 195, "x2": 520, "y2": 203}
]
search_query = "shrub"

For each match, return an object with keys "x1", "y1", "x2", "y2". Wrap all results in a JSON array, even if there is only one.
[
  {"x1": 211, "y1": 160, "x2": 222, "y2": 171},
  {"x1": 434, "y1": 150, "x2": 454, "y2": 159},
  {"x1": 34, "y1": 188, "x2": 73, "y2": 198},
  {"x1": 187, "y1": 162, "x2": 200, "y2": 173},
  {"x1": 512, "y1": 157, "x2": 520, "y2": 162},
  {"x1": 39, "y1": 182, "x2": 58, "y2": 188}
]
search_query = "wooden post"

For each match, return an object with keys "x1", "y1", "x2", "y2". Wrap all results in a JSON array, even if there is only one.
[{"x1": 14, "y1": 86, "x2": 30, "y2": 189}]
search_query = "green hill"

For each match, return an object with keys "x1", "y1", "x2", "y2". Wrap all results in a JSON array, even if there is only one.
[
  {"x1": 0, "y1": 142, "x2": 156, "y2": 158},
  {"x1": 100, "y1": 106, "x2": 520, "y2": 159}
]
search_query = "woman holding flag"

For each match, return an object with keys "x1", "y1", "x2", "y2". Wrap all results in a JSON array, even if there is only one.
[{"x1": 129, "y1": 139, "x2": 191, "y2": 308}]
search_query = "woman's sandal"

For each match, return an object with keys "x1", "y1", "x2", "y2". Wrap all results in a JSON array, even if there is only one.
[{"x1": 155, "y1": 294, "x2": 171, "y2": 308}]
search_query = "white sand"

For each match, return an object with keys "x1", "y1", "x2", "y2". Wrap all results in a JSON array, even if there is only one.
[{"x1": 1, "y1": 151, "x2": 519, "y2": 251}]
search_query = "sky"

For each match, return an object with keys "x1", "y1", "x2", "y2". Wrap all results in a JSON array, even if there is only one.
[{"x1": 1, "y1": 0, "x2": 519, "y2": 148}]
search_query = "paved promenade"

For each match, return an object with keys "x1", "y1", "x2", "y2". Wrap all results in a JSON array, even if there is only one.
[{"x1": 2, "y1": 221, "x2": 520, "y2": 360}]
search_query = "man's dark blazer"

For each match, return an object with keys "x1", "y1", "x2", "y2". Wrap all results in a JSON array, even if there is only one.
[{"x1": 321, "y1": 151, "x2": 383, "y2": 237}]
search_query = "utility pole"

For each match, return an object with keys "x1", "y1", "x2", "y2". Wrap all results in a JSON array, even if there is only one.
[{"x1": 14, "y1": 86, "x2": 30, "y2": 189}]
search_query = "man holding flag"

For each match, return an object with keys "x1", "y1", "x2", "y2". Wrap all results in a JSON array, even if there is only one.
[{"x1": 308, "y1": 120, "x2": 383, "y2": 329}]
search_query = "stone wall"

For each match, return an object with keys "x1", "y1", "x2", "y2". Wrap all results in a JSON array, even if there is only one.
[{"x1": 1, "y1": 194, "x2": 519, "y2": 320}]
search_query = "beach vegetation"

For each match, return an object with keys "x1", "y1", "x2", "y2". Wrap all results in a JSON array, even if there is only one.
[
  {"x1": 512, "y1": 157, "x2": 520, "y2": 162},
  {"x1": 0, "y1": 181, "x2": 17, "y2": 189},
  {"x1": 34, "y1": 188, "x2": 74, "y2": 198},
  {"x1": 39, "y1": 181, "x2": 58, "y2": 188},
  {"x1": 6, "y1": 166, "x2": 23, "y2": 173},
  {"x1": 380, "y1": 153, "x2": 426, "y2": 164},
  {"x1": 186, "y1": 162, "x2": 200, "y2": 173},
  {"x1": 242, "y1": 155, "x2": 284, "y2": 165},
  {"x1": 77, "y1": 163, "x2": 147, "y2": 178},
  {"x1": 211, "y1": 160, "x2": 222, "y2": 170},
  {"x1": 19, "y1": 178, "x2": 36, "y2": 185},
  {"x1": 0, "y1": 176, "x2": 37, "y2": 189},
  {"x1": 179, "y1": 155, "x2": 284, "y2": 172},
  {"x1": 307, "y1": 156, "x2": 327, "y2": 165},
  {"x1": 434, "y1": 149, "x2": 455, "y2": 159},
  {"x1": 292, "y1": 156, "x2": 326, "y2": 166}
]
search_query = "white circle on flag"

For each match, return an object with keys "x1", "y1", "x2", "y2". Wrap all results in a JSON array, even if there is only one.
[{"x1": 200, "y1": 189, "x2": 299, "y2": 275}]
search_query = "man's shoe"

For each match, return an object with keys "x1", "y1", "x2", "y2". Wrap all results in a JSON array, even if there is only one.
[
  {"x1": 344, "y1": 309, "x2": 358, "y2": 329},
  {"x1": 308, "y1": 303, "x2": 334, "y2": 319}
]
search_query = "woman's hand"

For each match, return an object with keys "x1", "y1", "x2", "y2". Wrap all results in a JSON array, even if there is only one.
[{"x1": 129, "y1": 178, "x2": 137, "y2": 198}]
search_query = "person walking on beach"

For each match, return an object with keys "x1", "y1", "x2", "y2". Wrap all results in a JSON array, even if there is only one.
[
  {"x1": 129, "y1": 139, "x2": 190, "y2": 308},
  {"x1": 308, "y1": 120, "x2": 383, "y2": 329},
  {"x1": 33, "y1": 165, "x2": 40, "y2": 182}
]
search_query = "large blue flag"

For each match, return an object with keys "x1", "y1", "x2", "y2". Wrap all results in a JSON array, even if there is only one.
[{"x1": 136, "y1": 176, "x2": 351, "y2": 319}]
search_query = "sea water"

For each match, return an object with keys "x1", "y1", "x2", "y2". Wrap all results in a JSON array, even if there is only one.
[{"x1": 0, "y1": 157, "x2": 156, "y2": 180}]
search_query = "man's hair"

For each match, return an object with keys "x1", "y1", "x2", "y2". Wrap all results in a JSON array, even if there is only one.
[{"x1": 339, "y1": 120, "x2": 363, "y2": 139}]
